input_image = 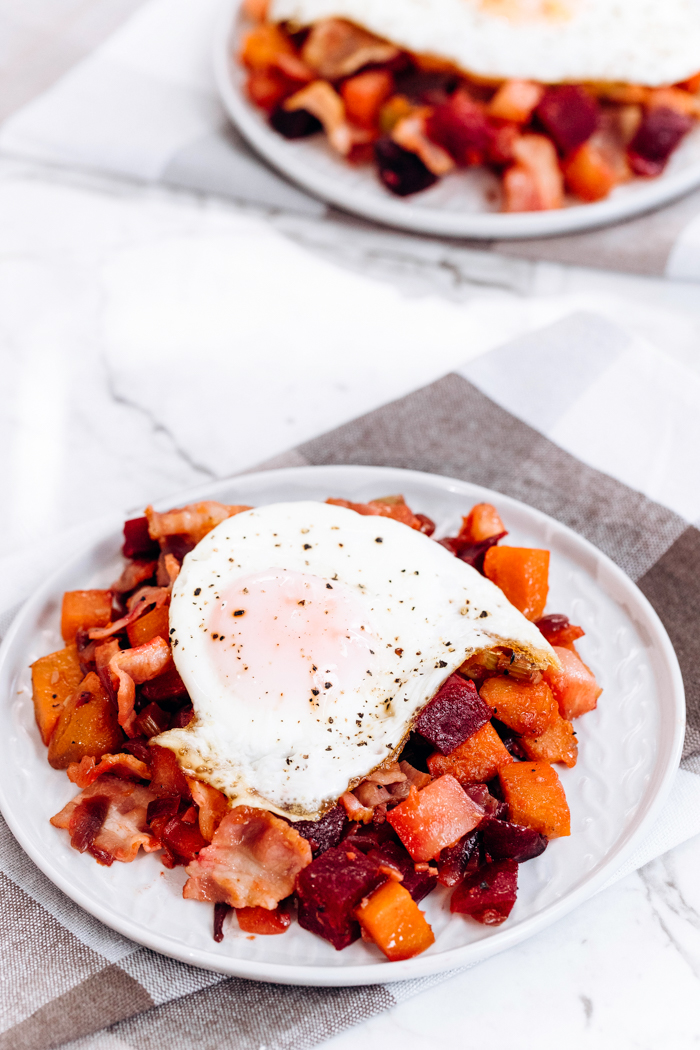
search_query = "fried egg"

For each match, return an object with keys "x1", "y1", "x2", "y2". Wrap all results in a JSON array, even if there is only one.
[
  {"x1": 157, "y1": 501, "x2": 555, "y2": 820},
  {"x1": 268, "y1": 0, "x2": 700, "y2": 87}
]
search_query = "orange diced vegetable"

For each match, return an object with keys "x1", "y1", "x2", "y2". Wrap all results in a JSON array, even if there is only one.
[
  {"x1": 428, "y1": 722, "x2": 514, "y2": 784},
  {"x1": 354, "y1": 880, "x2": 435, "y2": 960},
  {"x1": 236, "y1": 905, "x2": 291, "y2": 935},
  {"x1": 479, "y1": 677, "x2": 557, "y2": 737},
  {"x1": 31, "y1": 645, "x2": 83, "y2": 745},
  {"x1": 47, "y1": 672, "x2": 123, "y2": 770},
  {"x1": 341, "y1": 70, "x2": 394, "y2": 128},
  {"x1": 563, "y1": 140, "x2": 617, "y2": 201},
  {"x1": 503, "y1": 134, "x2": 564, "y2": 212},
  {"x1": 483, "y1": 546, "x2": 550, "y2": 621},
  {"x1": 240, "y1": 23, "x2": 294, "y2": 71},
  {"x1": 60, "y1": 590, "x2": 112, "y2": 643},
  {"x1": 521, "y1": 711, "x2": 578, "y2": 768},
  {"x1": 246, "y1": 68, "x2": 291, "y2": 112},
  {"x1": 242, "y1": 0, "x2": 269, "y2": 20},
  {"x1": 682, "y1": 72, "x2": 700, "y2": 94},
  {"x1": 386, "y1": 775, "x2": 483, "y2": 861},
  {"x1": 499, "y1": 760, "x2": 570, "y2": 838},
  {"x1": 546, "y1": 646, "x2": 602, "y2": 720},
  {"x1": 458, "y1": 502, "x2": 506, "y2": 543},
  {"x1": 127, "y1": 603, "x2": 171, "y2": 648},
  {"x1": 488, "y1": 80, "x2": 544, "y2": 123}
]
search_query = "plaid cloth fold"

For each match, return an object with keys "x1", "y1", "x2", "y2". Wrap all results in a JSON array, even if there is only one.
[
  {"x1": 2, "y1": 312, "x2": 700, "y2": 1050},
  {"x1": 2, "y1": 0, "x2": 700, "y2": 280}
]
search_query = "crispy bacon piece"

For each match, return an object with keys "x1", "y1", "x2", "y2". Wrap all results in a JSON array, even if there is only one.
[
  {"x1": 51, "y1": 776, "x2": 160, "y2": 863},
  {"x1": 284, "y1": 81, "x2": 352, "y2": 154},
  {"x1": 365, "y1": 761, "x2": 407, "y2": 786},
  {"x1": 109, "y1": 637, "x2": 172, "y2": 736},
  {"x1": 67, "y1": 752, "x2": 151, "y2": 789},
  {"x1": 301, "y1": 19, "x2": 399, "y2": 80},
  {"x1": 68, "y1": 795, "x2": 111, "y2": 863},
  {"x1": 340, "y1": 791, "x2": 374, "y2": 823},
  {"x1": 392, "y1": 112, "x2": 456, "y2": 175},
  {"x1": 111, "y1": 560, "x2": 157, "y2": 595},
  {"x1": 183, "y1": 806, "x2": 312, "y2": 909},
  {"x1": 145, "y1": 502, "x2": 251, "y2": 546},
  {"x1": 88, "y1": 586, "x2": 170, "y2": 641},
  {"x1": 326, "y1": 496, "x2": 424, "y2": 531},
  {"x1": 186, "y1": 778, "x2": 230, "y2": 842}
]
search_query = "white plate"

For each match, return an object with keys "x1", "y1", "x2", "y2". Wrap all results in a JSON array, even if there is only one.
[
  {"x1": 0, "y1": 465, "x2": 685, "y2": 986},
  {"x1": 213, "y1": 0, "x2": 700, "y2": 240}
]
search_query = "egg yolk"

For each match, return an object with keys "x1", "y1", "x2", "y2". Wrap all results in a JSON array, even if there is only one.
[{"x1": 207, "y1": 568, "x2": 378, "y2": 711}]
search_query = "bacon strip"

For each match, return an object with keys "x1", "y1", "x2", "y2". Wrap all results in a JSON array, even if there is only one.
[
  {"x1": 301, "y1": 19, "x2": 399, "y2": 80},
  {"x1": 111, "y1": 559, "x2": 157, "y2": 595},
  {"x1": 88, "y1": 586, "x2": 170, "y2": 641},
  {"x1": 340, "y1": 791, "x2": 374, "y2": 823},
  {"x1": 183, "y1": 806, "x2": 312, "y2": 909},
  {"x1": 326, "y1": 497, "x2": 424, "y2": 531},
  {"x1": 186, "y1": 778, "x2": 230, "y2": 842},
  {"x1": 67, "y1": 753, "x2": 151, "y2": 789},
  {"x1": 146, "y1": 502, "x2": 251, "y2": 546},
  {"x1": 51, "y1": 776, "x2": 160, "y2": 863},
  {"x1": 109, "y1": 637, "x2": 172, "y2": 736}
]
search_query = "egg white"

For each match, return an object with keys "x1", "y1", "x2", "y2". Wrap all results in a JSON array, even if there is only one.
[
  {"x1": 157, "y1": 501, "x2": 555, "y2": 820},
  {"x1": 269, "y1": 0, "x2": 700, "y2": 87}
]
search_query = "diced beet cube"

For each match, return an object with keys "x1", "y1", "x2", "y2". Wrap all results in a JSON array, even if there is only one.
[
  {"x1": 122, "y1": 517, "x2": 159, "y2": 560},
  {"x1": 437, "y1": 829, "x2": 479, "y2": 887},
  {"x1": 161, "y1": 534, "x2": 195, "y2": 561},
  {"x1": 368, "y1": 838, "x2": 437, "y2": 903},
  {"x1": 426, "y1": 91, "x2": 493, "y2": 166},
  {"x1": 480, "y1": 816, "x2": 547, "y2": 863},
  {"x1": 169, "y1": 703, "x2": 194, "y2": 729},
  {"x1": 122, "y1": 737, "x2": 152, "y2": 766},
  {"x1": 463, "y1": 783, "x2": 503, "y2": 816},
  {"x1": 628, "y1": 106, "x2": 693, "y2": 177},
  {"x1": 450, "y1": 858, "x2": 518, "y2": 925},
  {"x1": 535, "y1": 613, "x2": 584, "y2": 647},
  {"x1": 294, "y1": 804, "x2": 347, "y2": 857},
  {"x1": 296, "y1": 845, "x2": 387, "y2": 950},
  {"x1": 394, "y1": 69, "x2": 458, "y2": 105},
  {"x1": 438, "y1": 531, "x2": 506, "y2": 574},
  {"x1": 415, "y1": 513, "x2": 436, "y2": 536},
  {"x1": 374, "y1": 137, "x2": 438, "y2": 196},
  {"x1": 270, "y1": 106, "x2": 322, "y2": 139},
  {"x1": 535, "y1": 85, "x2": 599, "y2": 155},
  {"x1": 414, "y1": 674, "x2": 492, "y2": 755}
]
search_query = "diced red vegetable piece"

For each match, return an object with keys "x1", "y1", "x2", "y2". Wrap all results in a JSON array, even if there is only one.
[
  {"x1": 247, "y1": 68, "x2": 293, "y2": 113},
  {"x1": 160, "y1": 814, "x2": 208, "y2": 864},
  {"x1": 463, "y1": 783, "x2": 507, "y2": 817},
  {"x1": 535, "y1": 85, "x2": 599, "y2": 155},
  {"x1": 170, "y1": 704, "x2": 194, "y2": 729},
  {"x1": 450, "y1": 858, "x2": 518, "y2": 925},
  {"x1": 374, "y1": 137, "x2": 438, "y2": 196},
  {"x1": 479, "y1": 677, "x2": 557, "y2": 737},
  {"x1": 295, "y1": 845, "x2": 387, "y2": 950},
  {"x1": 535, "y1": 614, "x2": 585, "y2": 648},
  {"x1": 123, "y1": 517, "x2": 160, "y2": 560},
  {"x1": 367, "y1": 838, "x2": 437, "y2": 902},
  {"x1": 236, "y1": 904, "x2": 291, "y2": 935},
  {"x1": 139, "y1": 663, "x2": 188, "y2": 702},
  {"x1": 628, "y1": 106, "x2": 693, "y2": 176},
  {"x1": 414, "y1": 674, "x2": 492, "y2": 754},
  {"x1": 343, "y1": 820, "x2": 397, "y2": 854},
  {"x1": 426, "y1": 90, "x2": 493, "y2": 165},
  {"x1": 415, "y1": 513, "x2": 436, "y2": 536},
  {"x1": 480, "y1": 816, "x2": 547, "y2": 863},
  {"x1": 213, "y1": 902, "x2": 230, "y2": 942},
  {"x1": 293, "y1": 804, "x2": 347, "y2": 857},
  {"x1": 546, "y1": 646, "x2": 602, "y2": 720},
  {"x1": 132, "y1": 702, "x2": 170, "y2": 739},
  {"x1": 427, "y1": 722, "x2": 514, "y2": 784},
  {"x1": 483, "y1": 546, "x2": 549, "y2": 621},
  {"x1": 354, "y1": 880, "x2": 435, "y2": 961},
  {"x1": 499, "y1": 761, "x2": 570, "y2": 838},
  {"x1": 437, "y1": 829, "x2": 479, "y2": 887},
  {"x1": 387, "y1": 775, "x2": 484, "y2": 862},
  {"x1": 148, "y1": 743, "x2": 192, "y2": 800}
]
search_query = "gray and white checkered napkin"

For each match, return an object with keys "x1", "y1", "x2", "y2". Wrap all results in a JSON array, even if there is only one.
[
  {"x1": 2, "y1": 311, "x2": 700, "y2": 1050},
  {"x1": 2, "y1": 0, "x2": 700, "y2": 280}
]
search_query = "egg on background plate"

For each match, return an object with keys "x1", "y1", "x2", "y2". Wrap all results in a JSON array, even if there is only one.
[
  {"x1": 157, "y1": 501, "x2": 554, "y2": 820},
  {"x1": 268, "y1": 0, "x2": 700, "y2": 86}
]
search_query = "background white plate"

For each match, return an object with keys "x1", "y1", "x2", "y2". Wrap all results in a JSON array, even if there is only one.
[
  {"x1": 213, "y1": 0, "x2": 700, "y2": 240},
  {"x1": 0, "y1": 465, "x2": 685, "y2": 986}
]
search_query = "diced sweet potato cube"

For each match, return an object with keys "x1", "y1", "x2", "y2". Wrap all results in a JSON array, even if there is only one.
[
  {"x1": 61, "y1": 590, "x2": 113, "y2": 643},
  {"x1": 546, "y1": 646, "x2": 602, "y2": 720},
  {"x1": 240, "y1": 23, "x2": 294, "y2": 71},
  {"x1": 520, "y1": 710, "x2": 578, "y2": 767},
  {"x1": 236, "y1": 905, "x2": 290, "y2": 935},
  {"x1": 127, "y1": 603, "x2": 171, "y2": 648},
  {"x1": 563, "y1": 140, "x2": 617, "y2": 202},
  {"x1": 499, "y1": 761, "x2": 570, "y2": 838},
  {"x1": 354, "y1": 880, "x2": 435, "y2": 961},
  {"x1": 386, "y1": 775, "x2": 484, "y2": 861},
  {"x1": 341, "y1": 70, "x2": 394, "y2": 128},
  {"x1": 479, "y1": 677, "x2": 557, "y2": 737},
  {"x1": 47, "y1": 672, "x2": 123, "y2": 770},
  {"x1": 31, "y1": 645, "x2": 83, "y2": 745},
  {"x1": 450, "y1": 858, "x2": 518, "y2": 925},
  {"x1": 458, "y1": 502, "x2": 507, "y2": 543},
  {"x1": 427, "y1": 722, "x2": 513, "y2": 785},
  {"x1": 414, "y1": 674, "x2": 492, "y2": 754},
  {"x1": 488, "y1": 80, "x2": 544, "y2": 123},
  {"x1": 483, "y1": 546, "x2": 549, "y2": 621}
]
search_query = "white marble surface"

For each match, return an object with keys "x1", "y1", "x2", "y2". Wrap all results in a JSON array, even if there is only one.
[{"x1": 2, "y1": 154, "x2": 700, "y2": 1048}]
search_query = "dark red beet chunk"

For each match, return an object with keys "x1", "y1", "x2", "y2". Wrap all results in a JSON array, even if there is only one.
[
  {"x1": 140, "y1": 664, "x2": 189, "y2": 702},
  {"x1": 169, "y1": 703, "x2": 194, "y2": 729},
  {"x1": 374, "y1": 138, "x2": 438, "y2": 196},
  {"x1": 122, "y1": 737, "x2": 153, "y2": 766},
  {"x1": 294, "y1": 804, "x2": 347, "y2": 857},
  {"x1": 628, "y1": 106, "x2": 693, "y2": 176},
  {"x1": 415, "y1": 513, "x2": 436, "y2": 536},
  {"x1": 296, "y1": 845, "x2": 387, "y2": 950},
  {"x1": 123, "y1": 517, "x2": 160, "y2": 560},
  {"x1": 160, "y1": 815, "x2": 208, "y2": 865},
  {"x1": 535, "y1": 613, "x2": 585, "y2": 648},
  {"x1": 394, "y1": 69, "x2": 458, "y2": 105},
  {"x1": 438, "y1": 829, "x2": 479, "y2": 887},
  {"x1": 426, "y1": 90, "x2": 493, "y2": 166},
  {"x1": 414, "y1": 674, "x2": 492, "y2": 755},
  {"x1": 463, "y1": 783, "x2": 506, "y2": 817},
  {"x1": 133, "y1": 701, "x2": 170, "y2": 739},
  {"x1": 438, "y1": 531, "x2": 507, "y2": 574},
  {"x1": 491, "y1": 718, "x2": 528, "y2": 762},
  {"x1": 213, "y1": 902, "x2": 231, "y2": 943},
  {"x1": 343, "y1": 821, "x2": 397, "y2": 854},
  {"x1": 451, "y1": 858, "x2": 518, "y2": 925},
  {"x1": 368, "y1": 839, "x2": 437, "y2": 903},
  {"x1": 536, "y1": 85, "x2": 599, "y2": 155},
  {"x1": 480, "y1": 817, "x2": 547, "y2": 864},
  {"x1": 270, "y1": 106, "x2": 322, "y2": 139}
]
